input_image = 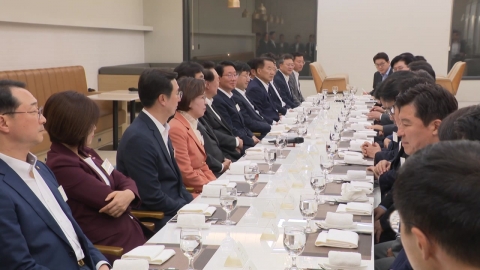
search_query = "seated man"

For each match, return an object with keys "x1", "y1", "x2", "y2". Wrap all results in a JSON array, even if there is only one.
[
  {"x1": 274, "y1": 54, "x2": 300, "y2": 108},
  {"x1": 174, "y1": 61, "x2": 204, "y2": 79},
  {"x1": 232, "y1": 61, "x2": 271, "y2": 139},
  {"x1": 290, "y1": 52, "x2": 306, "y2": 103},
  {"x1": 394, "y1": 140, "x2": 480, "y2": 270},
  {"x1": 213, "y1": 61, "x2": 259, "y2": 149},
  {"x1": 0, "y1": 80, "x2": 109, "y2": 269},
  {"x1": 260, "y1": 53, "x2": 289, "y2": 115},
  {"x1": 439, "y1": 105, "x2": 480, "y2": 141},
  {"x1": 371, "y1": 52, "x2": 392, "y2": 96},
  {"x1": 246, "y1": 57, "x2": 282, "y2": 124},
  {"x1": 117, "y1": 69, "x2": 193, "y2": 230}
]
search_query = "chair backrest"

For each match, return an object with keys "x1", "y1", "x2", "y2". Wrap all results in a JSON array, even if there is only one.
[
  {"x1": 447, "y1": 61, "x2": 466, "y2": 95},
  {"x1": 310, "y1": 62, "x2": 327, "y2": 92}
]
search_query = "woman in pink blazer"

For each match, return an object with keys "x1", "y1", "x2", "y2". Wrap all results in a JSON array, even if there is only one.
[{"x1": 169, "y1": 78, "x2": 216, "y2": 197}]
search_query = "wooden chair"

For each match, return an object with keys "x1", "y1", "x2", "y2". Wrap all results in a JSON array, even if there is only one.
[
  {"x1": 94, "y1": 245, "x2": 124, "y2": 257},
  {"x1": 310, "y1": 62, "x2": 349, "y2": 93},
  {"x1": 436, "y1": 61, "x2": 466, "y2": 95}
]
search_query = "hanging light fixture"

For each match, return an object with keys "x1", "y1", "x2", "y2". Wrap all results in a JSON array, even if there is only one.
[
  {"x1": 228, "y1": 0, "x2": 240, "y2": 8},
  {"x1": 242, "y1": 0, "x2": 249, "y2": 18},
  {"x1": 258, "y1": 3, "x2": 267, "y2": 14}
]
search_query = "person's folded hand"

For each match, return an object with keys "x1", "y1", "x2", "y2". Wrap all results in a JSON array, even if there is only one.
[{"x1": 99, "y1": 189, "x2": 135, "y2": 218}]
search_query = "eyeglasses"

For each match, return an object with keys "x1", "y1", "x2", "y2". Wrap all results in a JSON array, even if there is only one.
[
  {"x1": 383, "y1": 106, "x2": 395, "y2": 116},
  {"x1": 375, "y1": 62, "x2": 387, "y2": 68},
  {"x1": 2, "y1": 107, "x2": 43, "y2": 120},
  {"x1": 225, "y1": 74, "x2": 238, "y2": 79},
  {"x1": 177, "y1": 91, "x2": 183, "y2": 99}
]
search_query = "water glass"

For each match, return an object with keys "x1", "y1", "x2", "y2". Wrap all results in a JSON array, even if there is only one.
[
  {"x1": 320, "y1": 154, "x2": 334, "y2": 181},
  {"x1": 322, "y1": 89, "x2": 328, "y2": 99},
  {"x1": 283, "y1": 226, "x2": 306, "y2": 270},
  {"x1": 276, "y1": 134, "x2": 287, "y2": 158},
  {"x1": 244, "y1": 163, "x2": 259, "y2": 197},
  {"x1": 297, "y1": 113, "x2": 306, "y2": 124},
  {"x1": 264, "y1": 148, "x2": 277, "y2": 174},
  {"x1": 332, "y1": 86, "x2": 338, "y2": 101},
  {"x1": 334, "y1": 122, "x2": 344, "y2": 133},
  {"x1": 180, "y1": 228, "x2": 203, "y2": 270},
  {"x1": 326, "y1": 140, "x2": 338, "y2": 155},
  {"x1": 322, "y1": 101, "x2": 330, "y2": 111},
  {"x1": 296, "y1": 124, "x2": 307, "y2": 138},
  {"x1": 310, "y1": 171, "x2": 326, "y2": 204},
  {"x1": 219, "y1": 187, "x2": 238, "y2": 225},
  {"x1": 299, "y1": 194, "x2": 318, "y2": 233}
]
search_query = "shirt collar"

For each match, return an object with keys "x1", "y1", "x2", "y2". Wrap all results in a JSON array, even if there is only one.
[
  {"x1": 382, "y1": 66, "x2": 392, "y2": 76},
  {"x1": 218, "y1": 88, "x2": 232, "y2": 98},
  {"x1": 0, "y1": 152, "x2": 37, "y2": 179},
  {"x1": 293, "y1": 70, "x2": 299, "y2": 78},
  {"x1": 256, "y1": 76, "x2": 270, "y2": 92},
  {"x1": 206, "y1": 97, "x2": 214, "y2": 106},
  {"x1": 280, "y1": 71, "x2": 290, "y2": 83},
  {"x1": 234, "y1": 88, "x2": 247, "y2": 97},
  {"x1": 178, "y1": 111, "x2": 198, "y2": 130},
  {"x1": 142, "y1": 108, "x2": 170, "y2": 136}
]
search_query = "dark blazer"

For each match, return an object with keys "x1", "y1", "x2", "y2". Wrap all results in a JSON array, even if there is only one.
[
  {"x1": 232, "y1": 89, "x2": 271, "y2": 139},
  {"x1": 277, "y1": 42, "x2": 289, "y2": 55},
  {"x1": 0, "y1": 159, "x2": 107, "y2": 270},
  {"x1": 274, "y1": 71, "x2": 298, "y2": 109},
  {"x1": 269, "y1": 82, "x2": 289, "y2": 115},
  {"x1": 267, "y1": 40, "x2": 277, "y2": 55},
  {"x1": 197, "y1": 119, "x2": 225, "y2": 176},
  {"x1": 288, "y1": 73, "x2": 305, "y2": 103},
  {"x1": 47, "y1": 142, "x2": 147, "y2": 261},
  {"x1": 290, "y1": 42, "x2": 305, "y2": 54},
  {"x1": 257, "y1": 40, "x2": 268, "y2": 56},
  {"x1": 213, "y1": 90, "x2": 254, "y2": 147},
  {"x1": 372, "y1": 67, "x2": 393, "y2": 94},
  {"x1": 246, "y1": 77, "x2": 280, "y2": 124},
  {"x1": 117, "y1": 111, "x2": 193, "y2": 229},
  {"x1": 305, "y1": 42, "x2": 316, "y2": 61},
  {"x1": 202, "y1": 105, "x2": 242, "y2": 161}
]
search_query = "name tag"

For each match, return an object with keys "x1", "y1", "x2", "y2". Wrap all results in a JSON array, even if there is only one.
[
  {"x1": 101, "y1": 158, "x2": 114, "y2": 175},
  {"x1": 393, "y1": 132, "x2": 398, "y2": 143},
  {"x1": 236, "y1": 104, "x2": 241, "y2": 111},
  {"x1": 400, "y1": 157, "x2": 406, "y2": 167},
  {"x1": 58, "y1": 185, "x2": 68, "y2": 202}
]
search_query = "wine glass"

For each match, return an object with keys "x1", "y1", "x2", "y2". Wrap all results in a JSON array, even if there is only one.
[
  {"x1": 322, "y1": 89, "x2": 328, "y2": 99},
  {"x1": 320, "y1": 154, "x2": 334, "y2": 182},
  {"x1": 283, "y1": 226, "x2": 306, "y2": 270},
  {"x1": 296, "y1": 124, "x2": 307, "y2": 138},
  {"x1": 296, "y1": 113, "x2": 306, "y2": 124},
  {"x1": 326, "y1": 140, "x2": 338, "y2": 156},
  {"x1": 322, "y1": 101, "x2": 330, "y2": 111},
  {"x1": 276, "y1": 134, "x2": 287, "y2": 158},
  {"x1": 299, "y1": 194, "x2": 318, "y2": 233},
  {"x1": 244, "y1": 163, "x2": 259, "y2": 197},
  {"x1": 310, "y1": 170, "x2": 326, "y2": 204},
  {"x1": 264, "y1": 148, "x2": 277, "y2": 174},
  {"x1": 180, "y1": 228, "x2": 203, "y2": 270},
  {"x1": 332, "y1": 86, "x2": 338, "y2": 101},
  {"x1": 334, "y1": 122, "x2": 344, "y2": 133},
  {"x1": 219, "y1": 187, "x2": 238, "y2": 225}
]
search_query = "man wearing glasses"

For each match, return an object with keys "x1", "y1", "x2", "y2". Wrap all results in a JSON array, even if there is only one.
[
  {"x1": 117, "y1": 69, "x2": 193, "y2": 230},
  {"x1": 371, "y1": 52, "x2": 393, "y2": 96},
  {"x1": 0, "y1": 80, "x2": 110, "y2": 269}
]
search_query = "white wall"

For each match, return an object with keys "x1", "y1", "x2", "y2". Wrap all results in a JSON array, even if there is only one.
[
  {"x1": 0, "y1": 0, "x2": 145, "y2": 89},
  {"x1": 316, "y1": 0, "x2": 453, "y2": 91},
  {"x1": 143, "y1": 0, "x2": 183, "y2": 63}
]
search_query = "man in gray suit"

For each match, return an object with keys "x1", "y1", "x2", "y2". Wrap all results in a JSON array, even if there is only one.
[{"x1": 289, "y1": 52, "x2": 305, "y2": 103}]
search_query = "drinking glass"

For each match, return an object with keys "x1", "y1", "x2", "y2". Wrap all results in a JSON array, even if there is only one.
[
  {"x1": 326, "y1": 140, "x2": 338, "y2": 156},
  {"x1": 283, "y1": 226, "x2": 306, "y2": 270},
  {"x1": 244, "y1": 163, "x2": 259, "y2": 197},
  {"x1": 276, "y1": 134, "x2": 287, "y2": 158},
  {"x1": 332, "y1": 86, "x2": 338, "y2": 101},
  {"x1": 334, "y1": 122, "x2": 344, "y2": 133},
  {"x1": 299, "y1": 194, "x2": 318, "y2": 233},
  {"x1": 296, "y1": 124, "x2": 307, "y2": 138},
  {"x1": 322, "y1": 101, "x2": 330, "y2": 111},
  {"x1": 264, "y1": 148, "x2": 277, "y2": 174},
  {"x1": 320, "y1": 154, "x2": 334, "y2": 182},
  {"x1": 219, "y1": 187, "x2": 238, "y2": 225},
  {"x1": 310, "y1": 170, "x2": 326, "y2": 204},
  {"x1": 180, "y1": 228, "x2": 203, "y2": 270},
  {"x1": 322, "y1": 89, "x2": 328, "y2": 99},
  {"x1": 296, "y1": 113, "x2": 306, "y2": 124}
]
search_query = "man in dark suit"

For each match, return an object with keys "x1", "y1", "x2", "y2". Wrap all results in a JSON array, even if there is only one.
[
  {"x1": 290, "y1": 34, "x2": 305, "y2": 54},
  {"x1": 371, "y1": 52, "x2": 393, "y2": 95},
  {"x1": 213, "y1": 61, "x2": 259, "y2": 149},
  {"x1": 267, "y1": 31, "x2": 278, "y2": 55},
  {"x1": 233, "y1": 62, "x2": 271, "y2": 139},
  {"x1": 305, "y1": 34, "x2": 316, "y2": 61},
  {"x1": 274, "y1": 54, "x2": 300, "y2": 108},
  {"x1": 290, "y1": 52, "x2": 306, "y2": 103},
  {"x1": 202, "y1": 62, "x2": 243, "y2": 161},
  {"x1": 117, "y1": 69, "x2": 193, "y2": 230},
  {"x1": 246, "y1": 57, "x2": 282, "y2": 125},
  {"x1": 277, "y1": 34, "x2": 289, "y2": 55},
  {"x1": 0, "y1": 80, "x2": 109, "y2": 270},
  {"x1": 257, "y1": 32, "x2": 269, "y2": 56}
]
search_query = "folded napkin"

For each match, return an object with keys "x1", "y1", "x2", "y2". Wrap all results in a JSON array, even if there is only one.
[
  {"x1": 328, "y1": 251, "x2": 362, "y2": 267},
  {"x1": 202, "y1": 184, "x2": 222, "y2": 197},
  {"x1": 350, "y1": 181, "x2": 373, "y2": 193},
  {"x1": 292, "y1": 107, "x2": 305, "y2": 112},
  {"x1": 356, "y1": 130, "x2": 377, "y2": 136},
  {"x1": 353, "y1": 105, "x2": 369, "y2": 110},
  {"x1": 112, "y1": 259, "x2": 149, "y2": 270},
  {"x1": 207, "y1": 179, "x2": 237, "y2": 187},
  {"x1": 282, "y1": 117, "x2": 297, "y2": 124},
  {"x1": 349, "y1": 110, "x2": 366, "y2": 117},
  {"x1": 337, "y1": 202, "x2": 372, "y2": 215},
  {"x1": 352, "y1": 132, "x2": 368, "y2": 139},
  {"x1": 245, "y1": 147, "x2": 265, "y2": 160},
  {"x1": 177, "y1": 213, "x2": 210, "y2": 229},
  {"x1": 306, "y1": 96, "x2": 316, "y2": 102},
  {"x1": 344, "y1": 155, "x2": 365, "y2": 165},
  {"x1": 341, "y1": 184, "x2": 368, "y2": 202},
  {"x1": 350, "y1": 123, "x2": 367, "y2": 131},
  {"x1": 227, "y1": 160, "x2": 251, "y2": 174},
  {"x1": 325, "y1": 212, "x2": 354, "y2": 227},
  {"x1": 121, "y1": 246, "x2": 176, "y2": 265},
  {"x1": 338, "y1": 151, "x2": 363, "y2": 158},
  {"x1": 348, "y1": 141, "x2": 364, "y2": 152},
  {"x1": 301, "y1": 101, "x2": 313, "y2": 107},
  {"x1": 178, "y1": 204, "x2": 216, "y2": 216},
  {"x1": 271, "y1": 124, "x2": 288, "y2": 132},
  {"x1": 346, "y1": 170, "x2": 367, "y2": 180},
  {"x1": 315, "y1": 229, "x2": 359, "y2": 248},
  {"x1": 267, "y1": 130, "x2": 283, "y2": 136},
  {"x1": 348, "y1": 117, "x2": 368, "y2": 123}
]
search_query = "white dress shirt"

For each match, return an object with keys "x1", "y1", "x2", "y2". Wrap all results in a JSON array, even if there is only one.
[
  {"x1": 282, "y1": 71, "x2": 293, "y2": 95},
  {"x1": 293, "y1": 70, "x2": 301, "y2": 91},
  {"x1": 218, "y1": 88, "x2": 233, "y2": 98},
  {"x1": 270, "y1": 83, "x2": 286, "y2": 107},
  {"x1": 83, "y1": 157, "x2": 110, "y2": 186},
  {"x1": 143, "y1": 108, "x2": 171, "y2": 155}
]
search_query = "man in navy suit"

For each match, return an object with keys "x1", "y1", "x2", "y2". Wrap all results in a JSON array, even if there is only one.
[
  {"x1": 232, "y1": 62, "x2": 271, "y2": 139},
  {"x1": 117, "y1": 69, "x2": 193, "y2": 230},
  {"x1": 213, "y1": 61, "x2": 259, "y2": 149},
  {"x1": 246, "y1": 57, "x2": 282, "y2": 125},
  {"x1": 0, "y1": 80, "x2": 109, "y2": 270},
  {"x1": 274, "y1": 54, "x2": 300, "y2": 108}
]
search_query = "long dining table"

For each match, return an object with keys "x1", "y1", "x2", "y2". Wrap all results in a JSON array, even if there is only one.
[{"x1": 144, "y1": 96, "x2": 376, "y2": 270}]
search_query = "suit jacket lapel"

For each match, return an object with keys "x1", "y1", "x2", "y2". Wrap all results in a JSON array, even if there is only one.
[
  {"x1": 176, "y1": 114, "x2": 206, "y2": 155},
  {"x1": 208, "y1": 104, "x2": 233, "y2": 134}
]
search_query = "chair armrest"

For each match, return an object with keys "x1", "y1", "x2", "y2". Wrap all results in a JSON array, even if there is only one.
[
  {"x1": 131, "y1": 210, "x2": 164, "y2": 220},
  {"x1": 253, "y1": 132, "x2": 262, "y2": 137},
  {"x1": 94, "y1": 245, "x2": 124, "y2": 257},
  {"x1": 186, "y1": 187, "x2": 195, "y2": 193},
  {"x1": 141, "y1": 222, "x2": 155, "y2": 231}
]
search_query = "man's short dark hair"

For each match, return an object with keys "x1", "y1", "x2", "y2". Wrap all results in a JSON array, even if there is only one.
[
  {"x1": 374, "y1": 71, "x2": 414, "y2": 101},
  {"x1": 203, "y1": 68, "x2": 214, "y2": 82},
  {"x1": 373, "y1": 52, "x2": 389, "y2": 63},
  {"x1": 215, "y1": 61, "x2": 236, "y2": 77},
  {"x1": 202, "y1": 61, "x2": 216, "y2": 70},
  {"x1": 260, "y1": 53, "x2": 277, "y2": 62},
  {"x1": 247, "y1": 58, "x2": 260, "y2": 71},
  {"x1": 394, "y1": 140, "x2": 480, "y2": 267},
  {"x1": 0, "y1": 80, "x2": 25, "y2": 115},
  {"x1": 413, "y1": 55, "x2": 427, "y2": 62},
  {"x1": 138, "y1": 69, "x2": 178, "y2": 108},
  {"x1": 390, "y1": 53, "x2": 415, "y2": 68},
  {"x1": 234, "y1": 62, "x2": 251, "y2": 74},
  {"x1": 256, "y1": 57, "x2": 275, "y2": 72},
  {"x1": 173, "y1": 61, "x2": 203, "y2": 79},
  {"x1": 439, "y1": 105, "x2": 480, "y2": 141},
  {"x1": 278, "y1": 54, "x2": 294, "y2": 65},
  {"x1": 292, "y1": 52, "x2": 304, "y2": 61},
  {"x1": 408, "y1": 61, "x2": 436, "y2": 78},
  {"x1": 395, "y1": 83, "x2": 458, "y2": 126}
]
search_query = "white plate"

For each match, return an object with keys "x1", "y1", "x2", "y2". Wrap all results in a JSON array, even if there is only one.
[{"x1": 320, "y1": 262, "x2": 369, "y2": 270}]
